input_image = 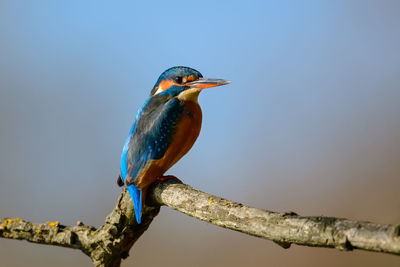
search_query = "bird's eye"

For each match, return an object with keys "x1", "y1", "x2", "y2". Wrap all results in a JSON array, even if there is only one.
[{"x1": 174, "y1": 76, "x2": 183, "y2": 84}]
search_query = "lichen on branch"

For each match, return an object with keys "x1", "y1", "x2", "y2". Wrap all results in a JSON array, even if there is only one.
[{"x1": 1, "y1": 179, "x2": 399, "y2": 267}]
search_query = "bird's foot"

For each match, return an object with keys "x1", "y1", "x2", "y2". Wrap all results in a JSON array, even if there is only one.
[{"x1": 155, "y1": 175, "x2": 182, "y2": 184}]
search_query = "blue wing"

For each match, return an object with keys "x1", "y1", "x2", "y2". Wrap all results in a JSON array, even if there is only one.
[{"x1": 120, "y1": 92, "x2": 184, "y2": 223}]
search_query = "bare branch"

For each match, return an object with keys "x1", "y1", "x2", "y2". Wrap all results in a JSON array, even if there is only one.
[
  {"x1": 1, "y1": 190, "x2": 160, "y2": 267},
  {"x1": 0, "y1": 218, "x2": 95, "y2": 254},
  {"x1": 149, "y1": 180, "x2": 400, "y2": 255},
  {"x1": 1, "y1": 179, "x2": 399, "y2": 267}
]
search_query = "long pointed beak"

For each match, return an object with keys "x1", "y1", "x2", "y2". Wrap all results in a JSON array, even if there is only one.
[{"x1": 186, "y1": 78, "x2": 231, "y2": 89}]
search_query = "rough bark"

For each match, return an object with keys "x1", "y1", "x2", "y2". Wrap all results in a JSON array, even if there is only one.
[
  {"x1": 151, "y1": 180, "x2": 400, "y2": 254},
  {"x1": 1, "y1": 189, "x2": 160, "y2": 267},
  {"x1": 1, "y1": 180, "x2": 399, "y2": 267}
]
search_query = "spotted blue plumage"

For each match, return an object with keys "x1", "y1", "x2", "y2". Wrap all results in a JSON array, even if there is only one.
[
  {"x1": 120, "y1": 66, "x2": 229, "y2": 224},
  {"x1": 120, "y1": 86, "x2": 187, "y2": 224},
  {"x1": 128, "y1": 95, "x2": 185, "y2": 174}
]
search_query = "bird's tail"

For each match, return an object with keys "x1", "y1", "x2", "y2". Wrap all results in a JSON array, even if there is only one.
[{"x1": 126, "y1": 184, "x2": 142, "y2": 224}]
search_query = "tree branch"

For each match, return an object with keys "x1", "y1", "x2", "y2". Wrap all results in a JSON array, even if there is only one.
[
  {"x1": 1, "y1": 179, "x2": 399, "y2": 267},
  {"x1": 1, "y1": 190, "x2": 160, "y2": 267},
  {"x1": 0, "y1": 218, "x2": 95, "y2": 253},
  {"x1": 150, "y1": 180, "x2": 400, "y2": 255}
]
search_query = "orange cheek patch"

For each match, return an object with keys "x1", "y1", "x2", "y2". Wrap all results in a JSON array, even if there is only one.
[
  {"x1": 158, "y1": 79, "x2": 177, "y2": 92},
  {"x1": 186, "y1": 75, "x2": 196, "y2": 82}
]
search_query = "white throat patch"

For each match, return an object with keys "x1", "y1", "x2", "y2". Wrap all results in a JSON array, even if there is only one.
[{"x1": 177, "y1": 88, "x2": 202, "y2": 102}]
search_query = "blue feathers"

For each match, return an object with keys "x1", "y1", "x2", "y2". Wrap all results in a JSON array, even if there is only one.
[
  {"x1": 120, "y1": 136, "x2": 130, "y2": 181},
  {"x1": 120, "y1": 94, "x2": 185, "y2": 224},
  {"x1": 120, "y1": 66, "x2": 228, "y2": 225},
  {"x1": 150, "y1": 66, "x2": 203, "y2": 96},
  {"x1": 120, "y1": 67, "x2": 212, "y2": 224},
  {"x1": 129, "y1": 96, "x2": 184, "y2": 162},
  {"x1": 126, "y1": 184, "x2": 142, "y2": 224}
]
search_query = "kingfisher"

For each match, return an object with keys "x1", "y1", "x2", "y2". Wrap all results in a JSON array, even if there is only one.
[{"x1": 119, "y1": 66, "x2": 230, "y2": 224}]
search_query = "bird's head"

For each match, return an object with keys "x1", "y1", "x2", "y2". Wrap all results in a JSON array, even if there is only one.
[{"x1": 150, "y1": 66, "x2": 230, "y2": 102}]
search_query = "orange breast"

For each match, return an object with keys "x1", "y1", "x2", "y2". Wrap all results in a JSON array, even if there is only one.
[{"x1": 135, "y1": 100, "x2": 202, "y2": 189}]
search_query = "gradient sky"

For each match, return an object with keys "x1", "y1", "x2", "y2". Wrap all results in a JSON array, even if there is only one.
[{"x1": 1, "y1": 1, "x2": 400, "y2": 266}]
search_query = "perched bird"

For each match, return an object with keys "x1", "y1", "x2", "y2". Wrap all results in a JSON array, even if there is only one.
[{"x1": 119, "y1": 66, "x2": 230, "y2": 224}]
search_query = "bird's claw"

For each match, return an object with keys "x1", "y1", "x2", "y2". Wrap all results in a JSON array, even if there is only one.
[{"x1": 155, "y1": 175, "x2": 182, "y2": 184}]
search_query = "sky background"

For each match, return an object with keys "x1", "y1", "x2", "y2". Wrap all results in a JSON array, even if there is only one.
[{"x1": 1, "y1": 0, "x2": 400, "y2": 266}]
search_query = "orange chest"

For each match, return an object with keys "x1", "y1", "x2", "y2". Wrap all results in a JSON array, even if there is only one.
[
  {"x1": 135, "y1": 100, "x2": 203, "y2": 189},
  {"x1": 170, "y1": 100, "x2": 202, "y2": 159},
  {"x1": 156, "y1": 99, "x2": 202, "y2": 171}
]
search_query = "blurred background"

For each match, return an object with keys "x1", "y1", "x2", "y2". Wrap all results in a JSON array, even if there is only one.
[{"x1": 1, "y1": 0, "x2": 399, "y2": 266}]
